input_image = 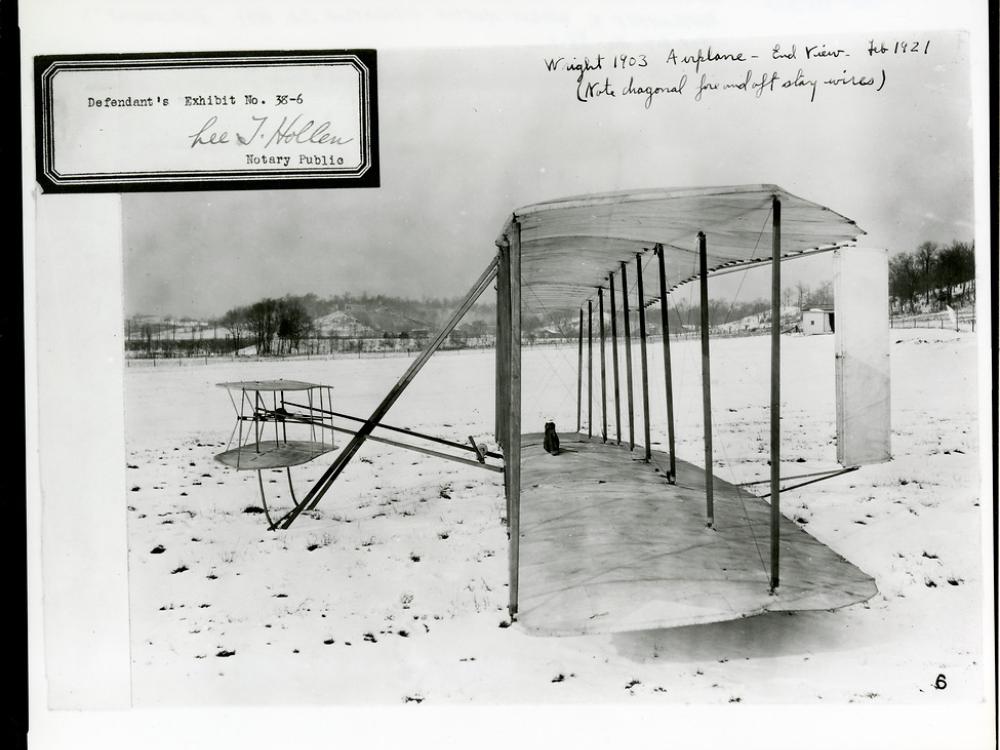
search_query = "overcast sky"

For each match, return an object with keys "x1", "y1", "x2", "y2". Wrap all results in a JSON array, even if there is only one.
[{"x1": 124, "y1": 31, "x2": 973, "y2": 319}]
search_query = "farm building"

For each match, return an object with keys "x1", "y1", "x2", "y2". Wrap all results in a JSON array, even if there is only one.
[{"x1": 801, "y1": 307, "x2": 835, "y2": 334}]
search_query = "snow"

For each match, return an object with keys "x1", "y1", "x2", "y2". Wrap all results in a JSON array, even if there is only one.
[{"x1": 124, "y1": 328, "x2": 984, "y2": 705}]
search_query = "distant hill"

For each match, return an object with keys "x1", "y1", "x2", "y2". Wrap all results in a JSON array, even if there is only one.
[
  {"x1": 715, "y1": 305, "x2": 801, "y2": 334},
  {"x1": 312, "y1": 310, "x2": 377, "y2": 337},
  {"x1": 307, "y1": 295, "x2": 500, "y2": 337}
]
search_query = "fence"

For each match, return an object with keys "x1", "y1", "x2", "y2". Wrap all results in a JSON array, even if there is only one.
[
  {"x1": 126, "y1": 334, "x2": 496, "y2": 362},
  {"x1": 125, "y1": 335, "x2": 502, "y2": 368},
  {"x1": 122, "y1": 329, "x2": 766, "y2": 368},
  {"x1": 890, "y1": 310, "x2": 975, "y2": 332}
]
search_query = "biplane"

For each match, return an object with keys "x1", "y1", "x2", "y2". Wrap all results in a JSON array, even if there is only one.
[{"x1": 215, "y1": 184, "x2": 891, "y2": 635}]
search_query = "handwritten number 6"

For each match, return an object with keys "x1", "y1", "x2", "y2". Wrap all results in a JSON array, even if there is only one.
[{"x1": 934, "y1": 674, "x2": 947, "y2": 690}]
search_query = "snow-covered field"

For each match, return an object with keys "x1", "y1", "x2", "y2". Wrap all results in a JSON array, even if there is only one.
[{"x1": 124, "y1": 328, "x2": 984, "y2": 705}]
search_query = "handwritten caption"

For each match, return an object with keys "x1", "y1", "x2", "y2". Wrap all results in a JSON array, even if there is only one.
[{"x1": 544, "y1": 38, "x2": 931, "y2": 109}]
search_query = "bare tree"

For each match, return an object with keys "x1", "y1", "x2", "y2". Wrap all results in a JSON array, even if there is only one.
[
  {"x1": 915, "y1": 241, "x2": 938, "y2": 305},
  {"x1": 889, "y1": 253, "x2": 920, "y2": 313},
  {"x1": 808, "y1": 281, "x2": 833, "y2": 308},
  {"x1": 794, "y1": 281, "x2": 809, "y2": 311},
  {"x1": 247, "y1": 299, "x2": 280, "y2": 355},
  {"x1": 276, "y1": 297, "x2": 311, "y2": 353},
  {"x1": 220, "y1": 306, "x2": 250, "y2": 354}
]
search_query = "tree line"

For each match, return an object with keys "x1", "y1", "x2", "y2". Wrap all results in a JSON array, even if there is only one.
[
  {"x1": 889, "y1": 240, "x2": 975, "y2": 313},
  {"x1": 219, "y1": 296, "x2": 312, "y2": 355},
  {"x1": 210, "y1": 283, "x2": 837, "y2": 353}
]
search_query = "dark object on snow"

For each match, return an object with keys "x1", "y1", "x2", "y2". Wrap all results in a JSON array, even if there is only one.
[{"x1": 543, "y1": 422, "x2": 561, "y2": 455}]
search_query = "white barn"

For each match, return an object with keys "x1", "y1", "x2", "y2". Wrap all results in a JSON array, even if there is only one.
[{"x1": 801, "y1": 307, "x2": 834, "y2": 334}]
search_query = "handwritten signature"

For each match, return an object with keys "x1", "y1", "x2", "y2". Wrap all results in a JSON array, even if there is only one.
[{"x1": 188, "y1": 114, "x2": 354, "y2": 149}]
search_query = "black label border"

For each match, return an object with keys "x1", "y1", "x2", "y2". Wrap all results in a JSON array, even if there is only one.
[{"x1": 34, "y1": 49, "x2": 380, "y2": 193}]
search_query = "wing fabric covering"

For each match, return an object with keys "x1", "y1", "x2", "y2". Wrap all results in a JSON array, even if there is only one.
[{"x1": 509, "y1": 184, "x2": 864, "y2": 315}]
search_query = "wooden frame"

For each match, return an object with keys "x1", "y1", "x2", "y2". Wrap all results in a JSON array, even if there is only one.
[
  {"x1": 609, "y1": 272, "x2": 622, "y2": 445},
  {"x1": 770, "y1": 196, "x2": 782, "y2": 590},
  {"x1": 655, "y1": 245, "x2": 677, "y2": 482},
  {"x1": 576, "y1": 308, "x2": 583, "y2": 432},
  {"x1": 587, "y1": 299, "x2": 593, "y2": 438},
  {"x1": 620, "y1": 261, "x2": 635, "y2": 450},
  {"x1": 698, "y1": 232, "x2": 715, "y2": 527},
  {"x1": 496, "y1": 247, "x2": 510, "y2": 448},
  {"x1": 504, "y1": 220, "x2": 523, "y2": 616},
  {"x1": 599, "y1": 288, "x2": 607, "y2": 442},
  {"x1": 636, "y1": 253, "x2": 651, "y2": 462}
]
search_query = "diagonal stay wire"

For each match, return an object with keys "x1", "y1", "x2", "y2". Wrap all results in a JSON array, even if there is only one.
[
  {"x1": 523, "y1": 285, "x2": 585, "y2": 409},
  {"x1": 721, "y1": 203, "x2": 772, "y2": 329},
  {"x1": 666, "y1": 281, "x2": 698, "y2": 449}
]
